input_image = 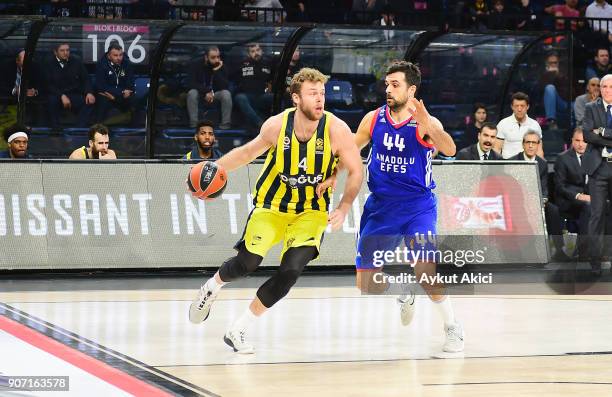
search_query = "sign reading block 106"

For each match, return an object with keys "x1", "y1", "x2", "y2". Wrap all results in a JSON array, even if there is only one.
[{"x1": 83, "y1": 24, "x2": 149, "y2": 64}]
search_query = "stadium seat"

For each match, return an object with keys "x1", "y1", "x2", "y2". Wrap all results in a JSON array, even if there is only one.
[{"x1": 325, "y1": 80, "x2": 353, "y2": 107}]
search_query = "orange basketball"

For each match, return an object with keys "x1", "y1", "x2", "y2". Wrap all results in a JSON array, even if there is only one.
[{"x1": 187, "y1": 161, "x2": 227, "y2": 200}]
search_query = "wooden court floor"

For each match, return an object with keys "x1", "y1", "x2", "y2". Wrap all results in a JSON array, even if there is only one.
[{"x1": 1, "y1": 275, "x2": 612, "y2": 396}]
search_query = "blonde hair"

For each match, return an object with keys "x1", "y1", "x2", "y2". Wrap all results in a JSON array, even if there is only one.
[{"x1": 289, "y1": 67, "x2": 328, "y2": 96}]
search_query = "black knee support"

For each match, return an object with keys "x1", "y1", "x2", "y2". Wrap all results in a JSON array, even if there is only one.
[
  {"x1": 218, "y1": 245, "x2": 263, "y2": 282},
  {"x1": 256, "y1": 246, "x2": 317, "y2": 308}
]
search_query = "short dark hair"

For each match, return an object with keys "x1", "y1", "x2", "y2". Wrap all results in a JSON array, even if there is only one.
[
  {"x1": 107, "y1": 43, "x2": 123, "y2": 53},
  {"x1": 479, "y1": 122, "x2": 497, "y2": 133},
  {"x1": 596, "y1": 47, "x2": 609, "y2": 56},
  {"x1": 88, "y1": 124, "x2": 109, "y2": 141},
  {"x1": 511, "y1": 91, "x2": 530, "y2": 105},
  {"x1": 385, "y1": 61, "x2": 421, "y2": 89},
  {"x1": 54, "y1": 42, "x2": 69, "y2": 51},
  {"x1": 207, "y1": 46, "x2": 219, "y2": 55},
  {"x1": 3, "y1": 123, "x2": 30, "y2": 142},
  {"x1": 473, "y1": 102, "x2": 486, "y2": 114},
  {"x1": 195, "y1": 120, "x2": 214, "y2": 134}
]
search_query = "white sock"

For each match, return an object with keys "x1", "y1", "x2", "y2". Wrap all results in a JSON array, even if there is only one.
[
  {"x1": 204, "y1": 276, "x2": 224, "y2": 293},
  {"x1": 231, "y1": 307, "x2": 258, "y2": 332},
  {"x1": 434, "y1": 295, "x2": 456, "y2": 327}
]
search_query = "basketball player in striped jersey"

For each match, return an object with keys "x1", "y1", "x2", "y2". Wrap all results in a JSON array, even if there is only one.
[
  {"x1": 319, "y1": 61, "x2": 463, "y2": 352},
  {"x1": 188, "y1": 68, "x2": 363, "y2": 353}
]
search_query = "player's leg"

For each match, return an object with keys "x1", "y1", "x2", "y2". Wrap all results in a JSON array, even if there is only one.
[
  {"x1": 188, "y1": 208, "x2": 283, "y2": 325},
  {"x1": 224, "y1": 210, "x2": 325, "y2": 353},
  {"x1": 407, "y1": 205, "x2": 464, "y2": 352}
]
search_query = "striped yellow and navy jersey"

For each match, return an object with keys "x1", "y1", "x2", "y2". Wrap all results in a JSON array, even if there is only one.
[{"x1": 253, "y1": 108, "x2": 338, "y2": 214}]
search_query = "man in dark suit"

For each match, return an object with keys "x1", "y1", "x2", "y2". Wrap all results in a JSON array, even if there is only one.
[
  {"x1": 456, "y1": 122, "x2": 502, "y2": 160},
  {"x1": 510, "y1": 130, "x2": 570, "y2": 261},
  {"x1": 554, "y1": 128, "x2": 590, "y2": 259},
  {"x1": 582, "y1": 73, "x2": 612, "y2": 274},
  {"x1": 44, "y1": 42, "x2": 95, "y2": 128}
]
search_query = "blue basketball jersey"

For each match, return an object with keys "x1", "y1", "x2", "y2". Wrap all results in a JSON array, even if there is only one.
[{"x1": 366, "y1": 105, "x2": 436, "y2": 198}]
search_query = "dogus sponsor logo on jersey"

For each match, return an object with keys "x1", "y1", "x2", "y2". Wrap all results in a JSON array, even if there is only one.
[{"x1": 279, "y1": 173, "x2": 324, "y2": 188}]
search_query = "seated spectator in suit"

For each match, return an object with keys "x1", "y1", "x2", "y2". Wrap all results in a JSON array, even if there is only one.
[
  {"x1": 186, "y1": 46, "x2": 232, "y2": 129},
  {"x1": 487, "y1": 0, "x2": 510, "y2": 30},
  {"x1": 182, "y1": 120, "x2": 223, "y2": 160},
  {"x1": 463, "y1": 102, "x2": 487, "y2": 149},
  {"x1": 456, "y1": 122, "x2": 502, "y2": 160},
  {"x1": 69, "y1": 124, "x2": 117, "y2": 159},
  {"x1": 0, "y1": 124, "x2": 31, "y2": 159},
  {"x1": 234, "y1": 43, "x2": 273, "y2": 132},
  {"x1": 95, "y1": 43, "x2": 135, "y2": 123},
  {"x1": 586, "y1": 48, "x2": 612, "y2": 81},
  {"x1": 554, "y1": 127, "x2": 590, "y2": 258},
  {"x1": 510, "y1": 130, "x2": 570, "y2": 261},
  {"x1": 12, "y1": 49, "x2": 38, "y2": 99},
  {"x1": 44, "y1": 43, "x2": 95, "y2": 128},
  {"x1": 540, "y1": 51, "x2": 570, "y2": 130},
  {"x1": 574, "y1": 77, "x2": 600, "y2": 128}
]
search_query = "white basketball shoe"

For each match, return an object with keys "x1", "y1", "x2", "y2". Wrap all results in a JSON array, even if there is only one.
[
  {"x1": 442, "y1": 322, "x2": 465, "y2": 353},
  {"x1": 188, "y1": 282, "x2": 218, "y2": 324},
  {"x1": 224, "y1": 329, "x2": 255, "y2": 354},
  {"x1": 398, "y1": 290, "x2": 416, "y2": 326}
]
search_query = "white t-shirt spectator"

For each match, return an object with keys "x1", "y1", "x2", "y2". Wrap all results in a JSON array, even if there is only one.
[
  {"x1": 586, "y1": 1, "x2": 612, "y2": 35},
  {"x1": 245, "y1": 0, "x2": 285, "y2": 22},
  {"x1": 496, "y1": 114, "x2": 542, "y2": 159}
]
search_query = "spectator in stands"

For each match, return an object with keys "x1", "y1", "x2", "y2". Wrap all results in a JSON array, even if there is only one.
[
  {"x1": 284, "y1": 0, "x2": 307, "y2": 22},
  {"x1": 0, "y1": 124, "x2": 31, "y2": 159},
  {"x1": 12, "y1": 49, "x2": 38, "y2": 99},
  {"x1": 575, "y1": 76, "x2": 600, "y2": 127},
  {"x1": 585, "y1": 0, "x2": 612, "y2": 42},
  {"x1": 182, "y1": 120, "x2": 223, "y2": 160},
  {"x1": 510, "y1": 130, "x2": 571, "y2": 261},
  {"x1": 187, "y1": 46, "x2": 232, "y2": 129},
  {"x1": 44, "y1": 42, "x2": 95, "y2": 128},
  {"x1": 581, "y1": 73, "x2": 612, "y2": 274},
  {"x1": 245, "y1": 0, "x2": 285, "y2": 22},
  {"x1": 374, "y1": 4, "x2": 396, "y2": 40},
  {"x1": 234, "y1": 43, "x2": 273, "y2": 131},
  {"x1": 69, "y1": 124, "x2": 117, "y2": 159},
  {"x1": 544, "y1": 0, "x2": 580, "y2": 31},
  {"x1": 540, "y1": 51, "x2": 570, "y2": 130},
  {"x1": 487, "y1": 0, "x2": 510, "y2": 30},
  {"x1": 514, "y1": 0, "x2": 540, "y2": 31},
  {"x1": 213, "y1": 0, "x2": 243, "y2": 21},
  {"x1": 351, "y1": 0, "x2": 378, "y2": 24},
  {"x1": 456, "y1": 122, "x2": 502, "y2": 160},
  {"x1": 554, "y1": 127, "x2": 590, "y2": 259},
  {"x1": 463, "y1": 102, "x2": 488, "y2": 149},
  {"x1": 95, "y1": 43, "x2": 135, "y2": 124},
  {"x1": 585, "y1": 47, "x2": 612, "y2": 81},
  {"x1": 494, "y1": 92, "x2": 543, "y2": 159},
  {"x1": 468, "y1": 0, "x2": 489, "y2": 32}
]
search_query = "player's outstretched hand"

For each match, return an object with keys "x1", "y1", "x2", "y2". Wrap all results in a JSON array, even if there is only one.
[
  {"x1": 328, "y1": 206, "x2": 348, "y2": 231},
  {"x1": 408, "y1": 98, "x2": 431, "y2": 126},
  {"x1": 316, "y1": 174, "x2": 337, "y2": 198}
]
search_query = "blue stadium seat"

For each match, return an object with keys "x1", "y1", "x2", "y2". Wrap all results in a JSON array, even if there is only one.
[
  {"x1": 325, "y1": 80, "x2": 353, "y2": 107},
  {"x1": 134, "y1": 76, "x2": 150, "y2": 101}
]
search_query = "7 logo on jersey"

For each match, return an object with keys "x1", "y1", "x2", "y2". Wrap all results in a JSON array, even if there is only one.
[{"x1": 383, "y1": 132, "x2": 405, "y2": 152}]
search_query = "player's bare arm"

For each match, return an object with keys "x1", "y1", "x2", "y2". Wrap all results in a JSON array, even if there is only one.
[
  {"x1": 316, "y1": 110, "x2": 373, "y2": 197},
  {"x1": 68, "y1": 149, "x2": 84, "y2": 159},
  {"x1": 215, "y1": 114, "x2": 280, "y2": 172},
  {"x1": 327, "y1": 116, "x2": 363, "y2": 231},
  {"x1": 409, "y1": 98, "x2": 456, "y2": 156}
]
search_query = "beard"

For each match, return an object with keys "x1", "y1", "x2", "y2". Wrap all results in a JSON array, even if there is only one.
[
  {"x1": 197, "y1": 142, "x2": 212, "y2": 153},
  {"x1": 298, "y1": 104, "x2": 322, "y2": 121},
  {"x1": 387, "y1": 96, "x2": 407, "y2": 112}
]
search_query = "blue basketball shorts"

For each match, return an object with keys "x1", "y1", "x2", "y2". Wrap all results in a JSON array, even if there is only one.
[{"x1": 356, "y1": 193, "x2": 437, "y2": 271}]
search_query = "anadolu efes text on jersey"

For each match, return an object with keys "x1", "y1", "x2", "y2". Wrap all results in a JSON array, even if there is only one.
[{"x1": 367, "y1": 105, "x2": 436, "y2": 197}]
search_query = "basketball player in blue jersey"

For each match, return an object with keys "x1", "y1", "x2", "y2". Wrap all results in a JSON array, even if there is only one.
[
  {"x1": 319, "y1": 61, "x2": 463, "y2": 352},
  {"x1": 188, "y1": 68, "x2": 363, "y2": 353}
]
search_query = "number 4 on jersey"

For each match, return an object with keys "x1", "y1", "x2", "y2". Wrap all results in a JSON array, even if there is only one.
[
  {"x1": 298, "y1": 157, "x2": 307, "y2": 171},
  {"x1": 383, "y1": 132, "x2": 405, "y2": 152}
]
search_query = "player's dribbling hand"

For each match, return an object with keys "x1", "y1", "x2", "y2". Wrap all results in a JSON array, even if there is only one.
[
  {"x1": 316, "y1": 174, "x2": 337, "y2": 198},
  {"x1": 328, "y1": 206, "x2": 348, "y2": 231}
]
